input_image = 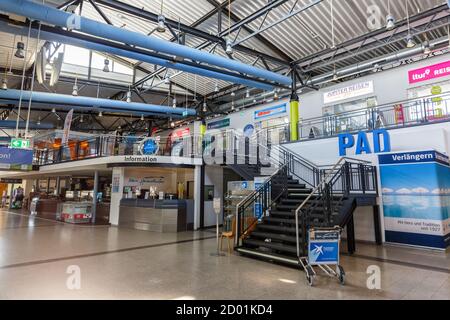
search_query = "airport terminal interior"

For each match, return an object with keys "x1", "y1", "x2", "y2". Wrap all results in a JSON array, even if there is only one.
[{"x1": 0, "y1": 0, "x2": 448, "y2": 301}]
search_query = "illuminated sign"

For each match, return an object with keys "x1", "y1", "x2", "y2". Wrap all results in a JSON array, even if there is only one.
[{"x1": 254, "y1": 104, "x2": 286, "y2": 120}]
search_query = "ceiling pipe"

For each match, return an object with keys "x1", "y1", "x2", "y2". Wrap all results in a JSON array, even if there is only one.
[
  {"x1": 0, "y1": 101, "x2": 184, "y2": 119},
  {"x1": 0, "y1": 20, "x2": 274, "y2": 91},
  {"x1": 0, "y1": 0, "x2": 291, "y2": 86},
  {"x1": 306, "y1": 36, "x2": 449, "y2": 86},
  {"x1": 0, "y1": 89, "x2": 196, "y2": 117},
  {"x1": 0, "y1": 120, "x2": 54, "y2": 130},
  {"x1": 216, "y1": 36, "x2": 450, "y2": 112}
]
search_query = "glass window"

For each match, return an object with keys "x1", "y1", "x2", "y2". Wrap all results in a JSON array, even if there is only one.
[
  {"x1": 91, "y1": 52, "x2": 106, "y2": 70},
  {"x1": 62, "y1": 45, "x2": 90, "y2": 67},
  {"x1": 113, "y1": 61, "x2": 134, "y2": 75}
]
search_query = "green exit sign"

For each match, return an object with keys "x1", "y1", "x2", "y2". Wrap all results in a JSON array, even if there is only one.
[{"x1": 10, "y1": 138, "x2": 31, "y2": 149}]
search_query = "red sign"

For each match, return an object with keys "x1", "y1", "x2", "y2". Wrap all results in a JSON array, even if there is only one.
[
  {"x1": 171, "y1": 128, "x2": 190, "y2": 140},
  {"x1": 408, "y1": 61, "x2": 450, "y2": 84}
]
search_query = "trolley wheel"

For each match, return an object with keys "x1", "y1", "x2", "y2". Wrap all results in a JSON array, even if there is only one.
[
  {"x1": 337, "y1": 265, "x2": 345, "y2": 285},
  {"x1": 305, "y1": 266, "x2": 315, "y2": 287}
]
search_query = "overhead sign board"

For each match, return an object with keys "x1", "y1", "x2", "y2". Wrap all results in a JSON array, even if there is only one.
[
  {"x1": 254, "y1": 104, "x2": 286, "y2": 120},
  {"x1": 10, "y1": 138, "x2": 31, "y2": 149},
  {"x1": 323, "y1": 81, "x2": 374, "y2": 104},
  {"x1": 0, "y1": 147, "x2": 33, "y2": 171},
  {"x1": 408, "y1": 60, "x2": 450, "y2": 84},
  {"x1": 207, "y1": 118, "x2": 230, "y2": 130}
]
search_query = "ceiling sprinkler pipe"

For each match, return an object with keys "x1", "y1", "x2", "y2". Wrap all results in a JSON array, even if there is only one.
[
  {"x1": 0, "y1": 21, "x2": 274, "y2": 91},
  {"x1": 0, "y1": 0, "x2": 291, "y2": 86},
  {"x1": 0, "y1": 89, "x2": 196, "y2": 117}
]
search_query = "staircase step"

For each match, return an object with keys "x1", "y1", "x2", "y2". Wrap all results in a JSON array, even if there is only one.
[
  {"x1": 250, "y1": 231, "x2": 297, "y2": 244},
  {"x1": 275, "y1": 204, "x2": 298, "y2": 211},
  {"x1": 257, "y1": 224, "x2": 297, "y2": 234},
  {"x1": 243, "y1": 239, "x2": 298, "y2": 254},
  {"x1": 236, "y1": 247, "x2": 300, "y2": 266}
]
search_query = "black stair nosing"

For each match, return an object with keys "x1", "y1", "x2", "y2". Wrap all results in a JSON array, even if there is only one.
[
  {"x1": 243, "y1": 239, "x2": 298, "y2": 254},
  {"x1": 250, "y1": 231, "x2": 297, "y2": 243},
  {"x1": 236, "y1": 247, "x2": 300, "y2": 266},
  {"x1": 256, "y1": 224, "x2": 298, "y2": 234}
]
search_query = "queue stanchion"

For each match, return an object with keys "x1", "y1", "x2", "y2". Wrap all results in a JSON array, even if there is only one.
[{"x1": 210, "y1": 198, "x2": 226, "y2": 257}]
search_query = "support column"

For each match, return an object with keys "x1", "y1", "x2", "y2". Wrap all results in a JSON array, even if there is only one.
[
  {"x1": 194, "y1": 165, "x2": 202, "y2": 230},
  {"x1": 55, "y1": 177, "x2": 61, "y2": 196},
  {"x1": 109, "y1": 167, "x2": 125, "y2": 226},
  {"x1": 289, "y1": 91, "x2": 299, "y2": 141},
  {"x1": 92, "y1": 170, "x2": 99, "y2": 224},
  {"x1": 373, "y1": 205, "x2": 382, "y2": 245},
  {"x1": 347, "y1": 214, "x2": 356, "y2": 254}
]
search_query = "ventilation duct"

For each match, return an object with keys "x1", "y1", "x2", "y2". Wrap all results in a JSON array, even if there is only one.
[
  {"x1": 0, "y1": 89, "x2": 196, "y2": 117},
  {"x1": 0, "y1": 21, "x2": 274, "y2": 91},
  {"x1": 0, "y1": 0, "x2": 291, "y2": 86}
]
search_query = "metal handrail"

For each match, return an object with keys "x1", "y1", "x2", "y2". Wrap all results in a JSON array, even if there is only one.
[{"x1": 294, "y1": 157, "x2": 350, "y2": 257}]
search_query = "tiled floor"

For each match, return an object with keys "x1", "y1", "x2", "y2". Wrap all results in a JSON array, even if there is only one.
[{"x1": 0, "y1": 210, "x2": 448, "y2": 300}]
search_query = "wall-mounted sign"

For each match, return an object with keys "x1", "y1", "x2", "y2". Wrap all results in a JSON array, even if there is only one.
[
  {"x1": 338, "y1": 129, "x2": 391, "y2": 156},
  {"x1": 207, "y1": 118, "x2": 230, "y2": 130},
  {"x1": 243, "y1": 124, "x2": 255, "y2": 137},
  {"x1": 254, "y1": 104, "x2": 286, "y2": 120},
  {"x1": 0, "y1": 147, "x2": 33, "y2": 171},
  {"x1": 323, "y1": 81, "x2": 374, "y2": 104},
  {"x1": 408, "y1": 60, "x2": 450, "y2": 84},
  {"x1": 125, "y1": 176, "x2": 165, "y2": 187},
  {"x1": 139, "y1": 138, "x2": 160, "y2": 155},
  {"x1": 0, "y1": 178, "x2": 22, "y2": 184},
  {"x1": 171, "y1": 128, "x2": 190, "y2": 140}
]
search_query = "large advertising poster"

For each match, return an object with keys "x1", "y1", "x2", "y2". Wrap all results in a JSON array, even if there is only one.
[
  {"x1": 378, "y1": 151, "x2": 450, "y2": 250},
  {"x1": 0, "y1": 147, "x2": 33, "y2": 171}
]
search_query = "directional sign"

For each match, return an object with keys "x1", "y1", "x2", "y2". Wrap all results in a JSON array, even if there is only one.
[{"x1": 10, "y1": 138, "x2": 31, "y2": 149}]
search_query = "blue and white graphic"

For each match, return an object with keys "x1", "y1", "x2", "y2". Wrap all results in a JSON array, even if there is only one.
[
  {"x1": 243, "y1": 124, "x2": 255, "y2": 137},
  {"x1": 139, "y1": 138, "x2": 159, "y2": 155},
  {"x1": 308, "y1": 241, "x2": 339, "y2": 265},
  {"x1": 0, "y1": 147, "x2": 33, "y2": 171},
  {"x1": 254, "y1": 103, "x2": 286, "y2": 120},
  {"x1": 379, "y1": 150, "x2": 450, "y2": 249}
]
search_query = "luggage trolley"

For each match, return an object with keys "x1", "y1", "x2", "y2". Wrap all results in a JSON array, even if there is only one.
[{"x1": 299, "y1": 226, "x2": 345, "y2": 287}]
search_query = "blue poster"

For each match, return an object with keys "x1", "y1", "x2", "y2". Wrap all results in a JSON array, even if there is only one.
[
  {"x1": 254, "y1": 104, "x2": 286, "y2": 120},
  {"x1": 379, "y1": 150, "x2": 450, "y2": 250},
  {"x1": 0, "y1": 147, "x2": 33, "y2": 171}
]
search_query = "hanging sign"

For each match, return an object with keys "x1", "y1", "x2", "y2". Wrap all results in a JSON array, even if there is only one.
[
  {"x1": 207, "y1": 118, "x2": 230, "y2": 130},
  {"x1": 62, "y1": 109, "x2": 74, "y2": 145},
  {"x1": 10, "y1": 138, "x2": 31, "y2": 149},
  {"x1": 254, "y1": 104, "x2": 286, "y2": 120},
  {"x1": 139, "y1": 137, "x2": 160, "y2": 155},
  {"x1": 408, "y1": 60, "x2": 450, "y2": 84},
  {"x1": 0, "y1": 147, "x2": 33, "y2": 171},
  {"x1": 171, "y1": 128, "x2": 191, "y2": 140},
  {"x1": 323, "y1": 81, "x2": 374, "y2": 104}
]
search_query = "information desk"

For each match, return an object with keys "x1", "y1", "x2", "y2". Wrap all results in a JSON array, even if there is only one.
[{"x1": 119, "y1": 199, "x2": 191, "y2": 233}]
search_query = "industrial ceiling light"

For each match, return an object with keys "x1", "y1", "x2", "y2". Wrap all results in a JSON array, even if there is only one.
[
  {"x1": 51, "y1": 107, "x2": 56, "y2": 113},
  {"x1": 245, "y1": 89, "x2": 250, "y2": 98},
  {"x1": 231, "y1": 101, "x2": 235, "y2": 111},
  {"x1": 140, "y1": 114, "x2": 144, "y2": 121},
  {"x1": 386, "y1": 14, "x2": 395, "y2": 31},
  {"x1": 202, "y1": 101, "x2": 207, "y2": 112},
  {"x1": 72, "y1": 83, "x2": 78, "y2": 96},
  {"x1": 423, "y1": 40, "x2": 431, "y2": 54},
  {"x1": 103, "y1": 59, "x2": 110, "y2": 72},
  {"x1": 1, "y1": 78, "x2": 7, "y2": 90},
  {"x1": 214, "y1": 82, "x2": 219, "y2": 93},
  {"x1": 126, "y1": 89, "x2": 132, "y2": 103},
  {"x1": 406, "y1": 34, "x2": 416, "y2": 48},
  {"x1": 230, "y1": 91, "x2": 235, "y2": 98},
  {"x1": 79, "y1": 115, "x2": 83, "y2": 123},
  {"x1": 386, "y1": 0, "x2": 395, "y2": 30},
  {"x1": 164, "y1": 74, "x2": 171, "y2": 84},
  {"x1": 274, "y1": 90, "x2": 279, "y2": 100},
  {"x1": 225, "y1": 39, "x2": 233, "y2": 55},
  {"x1": 170, "y1": 121, "x2": 175, "y2": 128},
  {"x1": 172, "y1": 97, "x2": 177, "y2": 108},
  {"x1": 98, "y1": 111, "x2": 103, "y2": 117},
  {"x1": 15, "y1": 41, "x2": 25, "y2": 59},
  {"x1": 332, "y1": 69, "x2": 339, "y2": 81},
  {"x1": 37, "y1": 116, "x2": 41, "y2": 125},
  {"x1": 157, "y1": 15, "x2": 166, "y2": 33}
]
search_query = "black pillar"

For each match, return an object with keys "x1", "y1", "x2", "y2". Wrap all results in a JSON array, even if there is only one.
[
  {"x1": 373, "y1": 205, "x2": 382, "y2": 245},
  {"x1": 346, "y1": 214, "x2": 356, "y2": 254},
  {"x1": 200, "y1": 165, "x2": 205, "y2": 229}
]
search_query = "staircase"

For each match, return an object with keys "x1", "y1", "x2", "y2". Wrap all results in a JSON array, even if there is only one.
[{"x1": 235, "y1": 147, "x2": 378, "y2": 267}]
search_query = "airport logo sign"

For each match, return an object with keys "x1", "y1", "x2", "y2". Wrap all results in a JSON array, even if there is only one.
[
  {"x1": 408, "y1": 60, "x2": 450, "y2": 84},
  {"x1": 324, "y1": 81, "x2": 374, "y2": 104},
  {"x1": 338, "y1": 129, "x2": 391, "y2": 156}
]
